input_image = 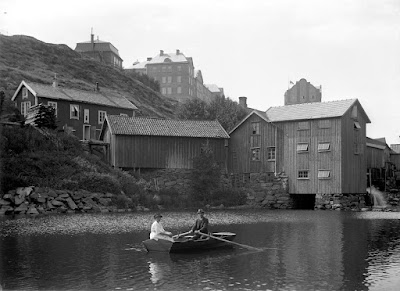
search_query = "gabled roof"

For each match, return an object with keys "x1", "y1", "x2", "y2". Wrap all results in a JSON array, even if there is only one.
[
  {"x1": 266, "y1": 99, "x2": 371, "y2": 123},
  {"x1": 229, "y1": 110, "x2": 271, "y2": 134},
  {"x1": 12, "y1": 81, "x2": 137, "y2": 110},
  {"x1": 75, "y1": 39, "x2": 121, "y2": 58},
  {"x1": 147, "y1": 52, "x2": 189, "y2": 64},
  {"x1": 102, "y1": 115, "x2": 229, "y2": 139},
  {"x1": 366, "y1": 137, "x2": 387, "y2": 150}
]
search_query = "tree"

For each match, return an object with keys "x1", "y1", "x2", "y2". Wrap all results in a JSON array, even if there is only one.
[
  {"x1": 177, "y1": 98, "x2": 208, "y2": 120},
  {"x1": 35, "y1": 104, "x2": 57, "y2": 130},
  {"x1": 191, "y1": 142, "x2": 221, "y2": 204}
]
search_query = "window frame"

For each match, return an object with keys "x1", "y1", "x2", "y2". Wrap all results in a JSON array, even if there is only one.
[
  {"x1": 98, "y1": 110, "x2": 106, "y2": 124},
  {"x1": 251, "y1": 122, "x2": 260, "y2": 135},
  {"x1": 267, "y1": 147, "x2": 276, "y2": 161},
  {"x1": 297, "y1": 143, "x2": 309, "y2": 153},
  {"x1": 48, "y1": 101, "x2": 58, "y2": 116},
  {"x1": 318, "y1": 170, "x2": 331, "y2": 179},
  {"x1": 251, "y1": 148, "x2": 261, "y2": 161},
  {"x1": 83, "y1": 109, "x2": 90, "y2": 124},
  {"x1": 167, "y1": 87, "x2": 172, "y2": 95},
  {"x1": 177, "y1": 76, "x2": 181, "y2": 83},
  {"x1": 298, "y1": 170, "x2": 310, "y2": 180},
  {"x1": 161, "y1": 87, "x2": 167, "y2": 94},
  {"x1": 318, "y1": 142, "x2": 331, "y2": 152},
  {"x1": 70, "y1": 104, "x2": 80, "y2": 120},
  {"x1": 21, "y1": 101, "x2": 31, "y2": 116},
  {"x1": 22, "y1": 87, "x2": 28, "y2": 99},
  {"x1": 177, "y1": 86, "x2": 182, "y2": 94},
  {"x1": 298, "y1": 121, "x2": 310, "y2": 130}
]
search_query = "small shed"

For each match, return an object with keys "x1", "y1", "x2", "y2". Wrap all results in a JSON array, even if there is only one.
[{"x1": 99, "y1": 115, "x2": 229, "y2": 170}]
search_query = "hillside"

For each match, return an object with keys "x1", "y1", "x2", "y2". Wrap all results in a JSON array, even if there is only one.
[{"x1": 0, "y1": 34, "x2": 177, "y2": 118}]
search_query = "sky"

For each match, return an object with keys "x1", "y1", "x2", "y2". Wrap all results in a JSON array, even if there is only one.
[{"x1": 1, "y1": 0, "x2": 400, "y2": 144}]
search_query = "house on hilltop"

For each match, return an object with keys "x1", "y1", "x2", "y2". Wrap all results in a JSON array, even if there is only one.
[
  {"x1": 12, "y1": 80, "x2": 137, "y2": 140},
  {"x1": 229, "y1": 99, "x2": 370, "y2": 201},
  {"x1": 75, "y1": 33, "x2": 123, "y2": 69},
  {"x1": 99, "y1": 115, "x2": 229, "y2": 170}
]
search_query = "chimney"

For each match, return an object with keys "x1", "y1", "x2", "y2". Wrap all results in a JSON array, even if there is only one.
[
  {"x1": 160, "y1": 50, "x2": 164, "y2": 56},
  {"x1": 95, "y1": 82, "x2": 100, "y2": 92},
  {"x1": 176, "y1": 49, "x2": 180, "y2": 55},
  {"x1": 52, "y1": 73, "x2": 58, "y2": 88},
  {"x1": 239, "y1": 96, "x2": 247, "y2": 108},
  {"x1": 147, "y1": 57, "x2": 152, "y2": 61}
]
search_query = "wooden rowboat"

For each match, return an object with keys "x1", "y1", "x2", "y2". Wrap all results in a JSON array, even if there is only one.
[{"x1": 142, "y1": 232, "x2": 236, "y2": 253}]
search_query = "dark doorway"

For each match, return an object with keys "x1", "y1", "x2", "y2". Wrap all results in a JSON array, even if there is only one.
[{"x1": 291, "y1": 194, "x2": 315, "y2": 209}]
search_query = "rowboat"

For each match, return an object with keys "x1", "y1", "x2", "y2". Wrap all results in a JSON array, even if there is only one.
[{"x1": 142, "y1": 232, "x2": 236, "y2": 253}]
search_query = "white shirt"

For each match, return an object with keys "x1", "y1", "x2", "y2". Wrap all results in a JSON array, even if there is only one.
[{"x1": 150, "y1": 221, "x2": 173, "y2": 241}]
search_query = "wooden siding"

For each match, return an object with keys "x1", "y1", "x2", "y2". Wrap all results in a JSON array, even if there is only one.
[
  {"x1": 341, "y1": 105, "x2": 368, "y2": 194},
  {"x1": 113, "y1": 135, "x2": 227, "y2": 170},
  {"x1": 366, "y1": 146, "x2": 386, "y2": 169},
  {"x1": 281, "y1": 118, "x2": 342, "y2": 194},
  {"x1": 228, "y1": 114, "x2": 281, "y2": 174}
]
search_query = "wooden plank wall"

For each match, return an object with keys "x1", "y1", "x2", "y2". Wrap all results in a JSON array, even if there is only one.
[
  {"x1": 282, "y1": 118, "x2": 342, "y2": 194},
  {"x1": 228, "y1": 114, "x2": 278, "y2": 173},
  {"x1": 341, "y1": 106, "x2": 367, "y2": 194},
  {"x1": 113, "y1": 135, "x2": 227, "y2": 170},
  {"x1": 366, "y1": 146, "x2": 385, "y2": 169}
]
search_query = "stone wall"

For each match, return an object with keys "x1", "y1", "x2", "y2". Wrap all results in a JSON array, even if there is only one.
[
  {"x1": 0, "y1": 186, "x2": 131, "y2": 216},
  {"x1": 234, "y1": 172, "x2": 293, "y2": 209}
]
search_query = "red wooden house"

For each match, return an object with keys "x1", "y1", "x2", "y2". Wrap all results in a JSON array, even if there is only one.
[
  {"x1": 11, "y1": 80, "x2": 137, "y2": 140},
  {"x1": 99, "y1": 115, "x2": 229, "y2": 170}
]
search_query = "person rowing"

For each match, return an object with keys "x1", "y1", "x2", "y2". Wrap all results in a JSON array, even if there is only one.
[
  {"x1": 150, "y1": 213, "x2": 173, "y2": 242},
  {"x1": 189, "y1": 208, "x2": 209, "y2": 240}
]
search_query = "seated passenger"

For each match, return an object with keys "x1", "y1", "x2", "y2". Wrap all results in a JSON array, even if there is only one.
[{"x1": 150, "y1": 213, "x2": 173, "y2": 242}]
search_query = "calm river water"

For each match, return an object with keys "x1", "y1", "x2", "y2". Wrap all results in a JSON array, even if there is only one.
[{"x1": 1, "y1": 210, "x2": 400, "y2": 291}]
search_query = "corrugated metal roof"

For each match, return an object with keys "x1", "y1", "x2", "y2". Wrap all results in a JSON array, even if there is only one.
[
  {"x1": 266, "y1": 99, "x2": 358, "y2": 122},
  {"x1": 106, "y1": 115, "x2": 230, "y2": 138},
  {"x1": 26, "y1": 82, "x2": 137, "y2": 110}
]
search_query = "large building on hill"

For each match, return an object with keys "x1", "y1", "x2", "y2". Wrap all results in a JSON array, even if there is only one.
[
  {"x1": 75, "y1": 33, "x2": 123, "y2": 69},
  {"x1": 12, "y1": 80, "x2": 137, "y2": 140},
  {"x1": 126, "y1": 50, "x2": 222, "y2": 103},
  {"x1": 284, "y1": 78, "x2": 322, "y2": 105}
]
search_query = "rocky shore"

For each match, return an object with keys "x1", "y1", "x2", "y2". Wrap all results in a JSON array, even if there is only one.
[{"x1": 0, "y1": 186, "x2": 149, "y2": 216}]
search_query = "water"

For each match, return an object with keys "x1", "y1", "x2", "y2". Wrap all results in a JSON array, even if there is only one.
[{"x1": 1, "y1": 210, "x2": 400, "y2": 291}]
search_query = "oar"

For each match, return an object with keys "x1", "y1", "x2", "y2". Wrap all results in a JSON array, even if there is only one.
[
  {"x1": 199, "y1": 232, "x2": 263, "y2": 252},
  {"x1": 172, "y1": 231, "x2": 191, "y2": 239}
]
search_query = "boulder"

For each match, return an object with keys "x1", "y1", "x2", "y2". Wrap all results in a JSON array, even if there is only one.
[
  {"x1": 30, "y1": 193, "x2": 39, "y2": 200},
  {"x1": 16, "y1": 186, "x2": 34, "y2": 197},
  {"x1": 37, "y1": 197, "x2": 46, "y2": 204},
  {"x1": 14, "y1": 195, "x2": 25, "y2": 206},
  {"x1": 14, "y1": 203, "x2": 28, "y2": 214},
  {"x1": 47, "y1": 189, "x2": 58, "y2": 198},
  {"x1": 66, "y1": 198, "x2": 77, "y2": 210},
  {"x1": 0, "y1": 199, "x2": 11, "y2": 206},
  {"x1": 26, "y1": 206, "x2": 39, "y2": 215},
  {"x1": 72, "y1": 192, "x2": 83, "y2": 200},
  {"x1": 36, "y1": 206, "x2": 45, "y2": 214},
  {"x1": 51, "y1": 200, "x2": 65, "y2": 207},
  {"x1": 98, "y1": 198, "x2": 110, "y2": 206},
  {"x1": 105, "y1": 193, "x2": 113, "y2": 198},
  {"x1": 57, "y1": 206, "x2": 68, "y2": 213},
  {"x1": 47, "y1": 201, "x2": 56, "y2": 209},
  {"x1": 3, "y1": 193, "x2": 15, "y2": 202}
]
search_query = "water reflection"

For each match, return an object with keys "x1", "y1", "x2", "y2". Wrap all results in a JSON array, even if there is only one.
[{"x1": 1, "y1": 210, "x2": 400, "y2": 290}]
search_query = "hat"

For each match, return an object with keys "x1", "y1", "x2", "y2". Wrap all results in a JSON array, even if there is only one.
[
  {"x1": 154, "y1": 213, "x2": 162, "y2": 219},
  {"x1": 197, "y1": 209, "x2": 205, "y2": 214}
]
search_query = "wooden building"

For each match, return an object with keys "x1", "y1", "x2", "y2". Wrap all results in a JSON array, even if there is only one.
[
  {"x1": 229, "y1": 99, "x2": 371, "y2": 195},
  {"x1": 99, "y1": 115, "x2": 229, "y2": 170},
  {"x1": 12, "y1": 80, "x2": 137, "y2": 140}
]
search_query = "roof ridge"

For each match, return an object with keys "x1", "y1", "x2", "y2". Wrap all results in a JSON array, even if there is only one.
[{"x1": 269, "y1": 98, "x2": 357, "y2": 109}]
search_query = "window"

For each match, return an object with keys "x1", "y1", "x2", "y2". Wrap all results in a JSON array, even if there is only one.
[
  {"x1": 162, "y1": 66, "x2": 166, "y2": 72},
  {"x1": 84, "y1": 109, "x2": 89, "y2": 123},
  {"x1": 48, "y1": 101, "x2": 57, "y2": 116},
  {"x1": 251, "y1": 122, "x2": 260, "y2": 135},
  {"x1": 297, "y1": 143, "x2": 309, "y2": 152},
  {"x1": 351, "y1": 105, "x2": 358, "y2": 119},
  {"x1": 98, "y1": 110, "x2": 106, "y2": 124},
  {"x1": 168, "y1": 66, "x2": 172, "y2": 72},
  {"x1": 318, "y1": 170, "x2": 331, "y2": 179},
  {"x1": 22, "y1": 87, "x2": 28, "y2": 99},
  {"x1": 298, "y1": 121, "x2": 310, "y2": 130},
  {"x1": 177, "y1": 87, "x2": 182, "y2": 94},
  {"x1": 251, "y1": 148, "x2": 260, "y2": 161},
  {"x1": 354, "y1": 121, "x2": 361, "y2": 129},
  {"x1": 167, "y1": 87, "x2": 172, "y2": 95},
  {"x1": 162, "y1": 76, "x2": 166, "y2": 83},
  {"x1": 267, "y1": 147, "x2": 276, "y2": 161},
  {"x1": 177, "y1": 76, "x2": 181, "y2": 83},
  {"x1": 120, "y1": 113, "x2": 128, "y2": 117},
  {"x1": 162, "y1": 88, "x2": 167, "y2": 94},
  {"x1": 177, "y1": 66, "x2": 181, "y2": 71},
  {"x1": 298, "y1": 170, "x2": 309, "y2": 179},
  {"x1": 21, "y1": 101, "x2": 31, "y2": 116},
  {"x1": 167, "y1": 76, "x2": 172, "y2": 83},
  {"x1": 250, "y1": 135, "x2": 260, "y2": 148},
  {"x1": 70, "y1": 104, "x2": 79, "y2": 119},
  {"x1": 318, "y1": 120, "x2": 331, "y2": 128},
  {"x1": 318, "y1": 142, "x2": 331, "y2": 152}
]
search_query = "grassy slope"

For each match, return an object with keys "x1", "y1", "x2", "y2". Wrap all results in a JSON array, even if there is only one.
[{"x1": 0, "y1": 34, "x2": 177, "y2": 118}]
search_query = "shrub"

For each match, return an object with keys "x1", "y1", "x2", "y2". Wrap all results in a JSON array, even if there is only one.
[
  {"x1": 210, "y1": 188, "x2": 247, "y2": 207},
  {"x1": 110, "y1": 194, "x2": 131, "y2": 209},
  {"x1": 76, "y1": 172, "x2": 121, "y2": 194}
]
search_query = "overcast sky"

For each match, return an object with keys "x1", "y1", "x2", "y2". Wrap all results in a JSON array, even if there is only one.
[{"x1": 1, "y1": 0, "x2": 400, "y2": 144}]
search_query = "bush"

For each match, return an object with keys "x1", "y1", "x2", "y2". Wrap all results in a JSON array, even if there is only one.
[
  {"x1": 110, "y1": 194, "x2": 131, "y2": 209},
  {"x1": 76, "y1": 172, "x2": 122, "y2": 194},
  {"x1": 210, "y1": 188, "x2": 247, "y2": 207}
]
